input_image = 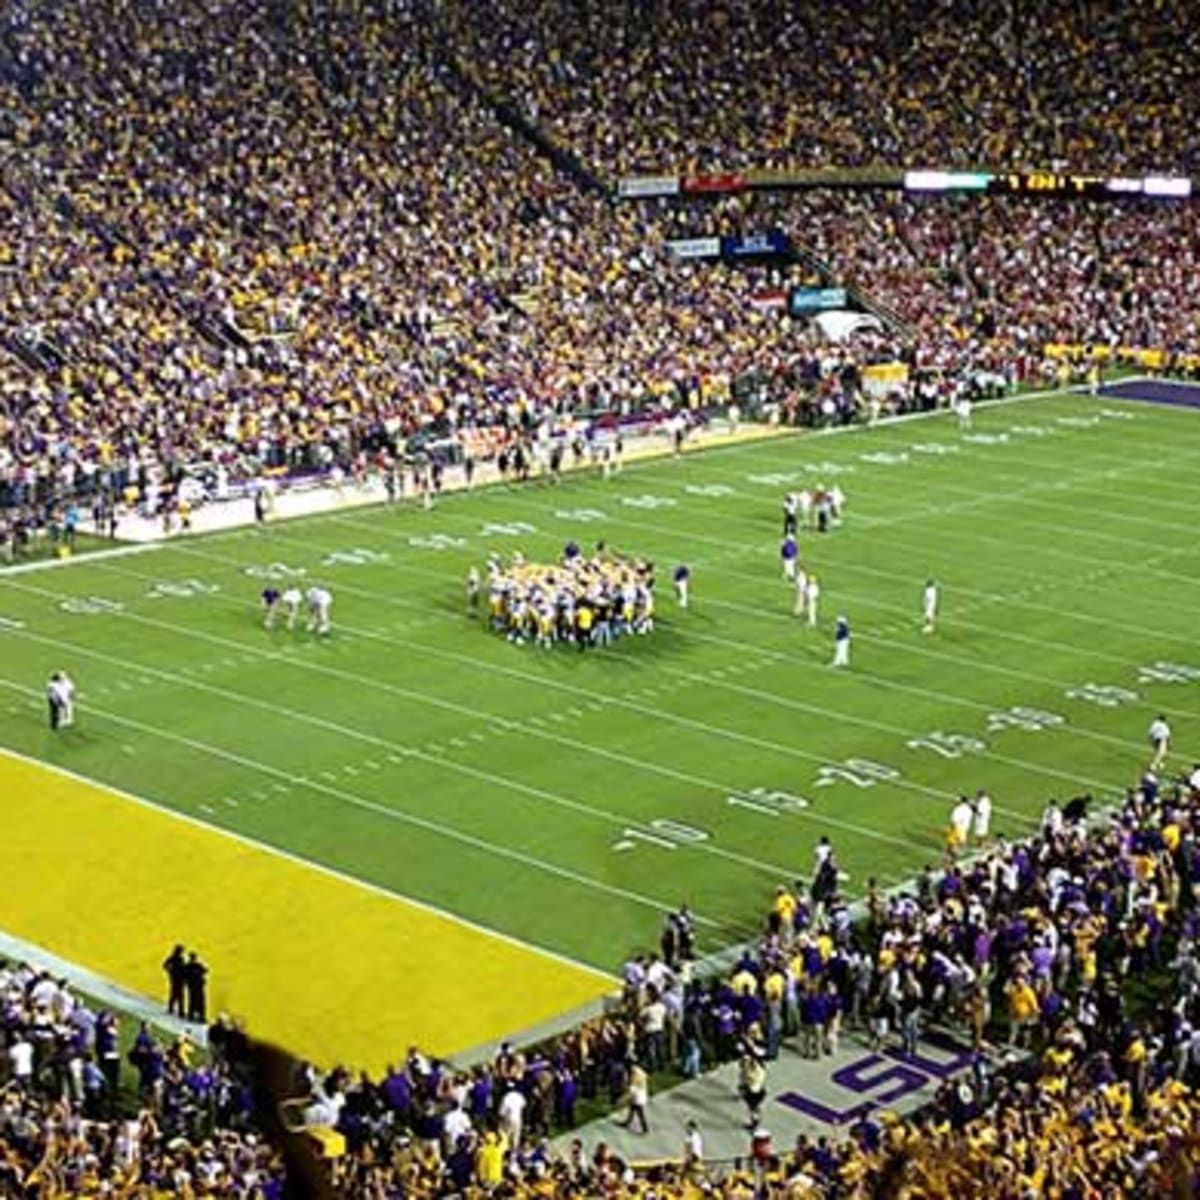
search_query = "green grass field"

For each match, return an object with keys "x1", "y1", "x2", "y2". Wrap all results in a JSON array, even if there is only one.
[{"x1": 2, "y1": 389, "x2": 1198, "y2": 979}]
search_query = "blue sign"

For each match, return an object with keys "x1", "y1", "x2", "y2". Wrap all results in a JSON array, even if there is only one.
[
  {"x1": 789, "y1": 286, "x2": 849, "y2": 315},
  {"x1": 721, "y1": 231, "x2": 791, "y2": 258}
]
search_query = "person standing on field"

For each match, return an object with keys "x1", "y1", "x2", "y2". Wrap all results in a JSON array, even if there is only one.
[
  {"x1": 973, "y1": 789, "x2": 992, "y2": 843},
  {"x1": 183, "y1": 952, "x2": 209, "y2": 1023},
  {"x1": 922, "y1": 579, "x2": 939, "y2": 634},
  {"x1": 781, "y1": 533, "x2": 799, "y2": 582},
  {"x1": 163, "y1": 945, "x2": 187, "y2": 1016},
  {"x1": 832, "y1": 615, "x2": 851, "y2": 667},
  {"x1": 47, "y1": 670, "x2": 75, "y2": 729},
  {"x1": 618, "y1": 1060, "x2": 649, "y2": 1133},
  {"x1": 804, "y1": 573, "x2": 821, "y2": 627},
  {"x1": 793, "y1": 565, "x2": 808, "y2": 617},
  {"x1": 738, "y1": 1047, "x2": 767, "y2": 1130},
  {"x1": 1149, "y1": 715, "x2": 1172, "y2": 771}
]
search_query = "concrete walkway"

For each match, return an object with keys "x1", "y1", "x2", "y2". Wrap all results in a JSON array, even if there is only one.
[
  {"x1": 555, "y1": 1025, "x2": 988, "y2": 1164},
  {"x1": 0, "y1": 927, "x2": 206, "y2": 1044}
]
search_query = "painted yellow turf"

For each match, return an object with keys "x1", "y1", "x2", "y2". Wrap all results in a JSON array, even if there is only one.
[{"x1": 0, "y1": 751, "x2": 612, "y2": 1070}]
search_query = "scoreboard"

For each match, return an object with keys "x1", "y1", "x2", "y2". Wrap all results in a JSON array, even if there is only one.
[{"x1": 903, "y1": 169, "x2": 1192, "y2": 198}]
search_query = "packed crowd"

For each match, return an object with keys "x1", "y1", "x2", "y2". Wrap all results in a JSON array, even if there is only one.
[
  {"x1": 444, "y1": 0, "x2": 1200, "y2": 179},
  {"x1": 664, "y1": 188, "x2": 1200, "y2": 385},
  {"x1": 0, "y1": 964, "x2": 279, "y2": 1195},
  {"x1": 775, "y1": 192, "x2": 1200, "y2": 375},
  {"x1": 8, "y1": 761, "x2": 1200, "y2": 1196},
  {"x1": 0, "y1": 0, "x2": 836, "y2": 524},
  {"x1": 6, "y1": 0, "x2": 1199, "y2": 534}
]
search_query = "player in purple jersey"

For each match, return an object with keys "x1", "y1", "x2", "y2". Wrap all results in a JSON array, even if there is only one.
[{"x1": 261, "y1": 587, "x2": 282, "y2": 629}]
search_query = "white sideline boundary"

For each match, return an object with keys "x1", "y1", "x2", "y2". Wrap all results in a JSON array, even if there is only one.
[
  {"x1": 0, "y1": 380, "x2": 1107, "y2": 565},
  {"x1": 0, "y1": 925, "x2": 202, "y2": 1045},
  {"x1": 0, "y1": 542, "x2": 163, "y2": 575},
  {"x1": 0, "y1": 743, "x2": 616, "y2": 987}
]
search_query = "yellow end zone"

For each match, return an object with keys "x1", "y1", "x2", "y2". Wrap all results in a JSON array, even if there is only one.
[{"x1": 0, "y1": 749, "x2": 613, "y2": 1070}]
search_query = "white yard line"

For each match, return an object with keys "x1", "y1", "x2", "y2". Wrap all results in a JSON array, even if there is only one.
[
  {"x1": 483, "y1": 451, "x2": 1200, "y2": 597},
  {"x1": 650, "y1": 667, "x2": 1120, "y2": 799},
  {"x1": 724, "y1": 412, "x2": 1200, "y2": 502},
  {"x1": 702, "y1": 594, "x2": 1200, "y2": 730},
  {"x1": 665, "y1": 619, "x2": 1142, "y2": 739},
  {"x1": 116, "y1": 538, "x2": 1168, "y2": 783},
  {"x1": 0, "y1": 582, "x2": 918, "y2": 874},
  {"x1": 0, "y1": 743, "x2": 616, "y2": 982},
  {"x1": 0, "y1": 674, "x2": 712, "y2": 930},
  {"x1": 0, "y1": 543, "x2": 164, "y2": 575}
]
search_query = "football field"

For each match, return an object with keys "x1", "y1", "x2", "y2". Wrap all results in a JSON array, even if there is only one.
[{"x1": 2, "y1": 387, "x2": 1198, "y2": 1067}]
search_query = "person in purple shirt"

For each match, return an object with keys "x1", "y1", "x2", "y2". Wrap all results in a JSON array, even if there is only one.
[{"x1": 261, "y1": 586, "x2": 282, "y2": 629}]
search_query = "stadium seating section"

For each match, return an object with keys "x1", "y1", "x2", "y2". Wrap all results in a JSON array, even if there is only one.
[{"x1": 3, "y1": 2, "x2": 1200, "y2": 1195}]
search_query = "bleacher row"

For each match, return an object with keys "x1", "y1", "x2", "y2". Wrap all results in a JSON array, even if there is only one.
[
  {"x1": 3, "y1": 1, "x2": 1200, "y2": 523},
  {"x1": 5, "y1": 763, "x2": 1200, "y2": 1196},
  {"x1": 3, "y1": 1, "x2": 1200, "y2": 1194}
]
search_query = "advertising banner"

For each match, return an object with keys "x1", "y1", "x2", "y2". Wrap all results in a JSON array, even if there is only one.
[
  {"x1": 681, "y1": 173, "x2": 749, "y2": 195},
  {"x1": 617, "y1": 175, "x2": 680, "y2": 198},
  {"x1": 788, "y1": 286, "x2": 848, "y2": 314},
  {"x1": 666, "y1": 237, "x2": 721, "y2": 260},
  {"x1": 721, "y1": 231, "x2": 790, "y2": 257}
]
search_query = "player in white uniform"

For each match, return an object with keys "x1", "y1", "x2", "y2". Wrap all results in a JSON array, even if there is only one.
[
  {"x1": 829, "y1": 485, "x2": 845, "y2": 525},
  {"x1": 282, "y1": 587, "x2": 304, "y2": 631},
  {"x1": 948, "y1": 796, "x2": 973, "y2": 854},
  {"x1": 954, "y1": 395, "x2": 972, "y2": 430},
  {"x1": 797, "y1": 488, "x2": 814, "y2": 530},
  {"x1": 793, "y1": 565, "x2": 808, "y2": 617},
  {"x1": 306, "y1": 586, "x2": 333, "y2": 634},
  {"x1": 55, "y1": 670, "x2": 76, "y2": 727},
  {"x1": 804, "y1": 573, "x2": 820, "y2": 627},
  {"x1": 1149, "y1": 715, "x2": 1172, "y2": 771},
  {"x1": 922, "y1": 580, "x2": 939, "y2": 634},
  {"x1": 972, "y1": 789, "x2": 992, "y2": 843}
]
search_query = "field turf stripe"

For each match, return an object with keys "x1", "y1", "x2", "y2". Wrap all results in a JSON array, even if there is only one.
[{"x1": 0, "y1": 747, "x2": 611, "y2": 1069}]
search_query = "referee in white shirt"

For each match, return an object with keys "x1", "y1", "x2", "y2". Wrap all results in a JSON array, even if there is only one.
[
  {"x1": 1149, "y1": 715, "x2": 1172, "y2": 771},
  {"x1": 47, "y1": 670, "x2": 75, "y2": 730}
]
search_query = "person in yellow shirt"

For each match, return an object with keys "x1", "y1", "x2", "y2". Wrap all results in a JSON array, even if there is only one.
[
  {"x1": 1006, "y1": 974, "x2": 1039, "y2": 1047},
  {"x1": 730, "y1": 965, "x2": 758, "y2": 997},
  {"x1": 474, "y1": 1130, "x2": 507, "y2": 1186}
]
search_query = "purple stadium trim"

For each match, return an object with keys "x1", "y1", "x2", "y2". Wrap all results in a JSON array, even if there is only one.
[{"x1": 1099, "y1": 379, "x2": 1200, "y2": 409}]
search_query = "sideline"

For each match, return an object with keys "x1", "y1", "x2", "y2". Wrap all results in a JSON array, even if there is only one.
[
  {"x1": 0, "y1": 542, "x2": 163, "y2": 576},
  {"x1": 0, "y1": 926, "x2": 202, "y2": 1045},
  {"x1": 13, "y1": 380, "x2": 1099, "y2": 555}
]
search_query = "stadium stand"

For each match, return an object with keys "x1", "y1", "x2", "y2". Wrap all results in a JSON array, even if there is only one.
[
  {"x1": 440, "y1": 0, "x2": 1200, "y2": 179},
  {"x1": 5, "y1": 764, "x2": 1200, "y2": 1195},
  {"x1": 4, "y1": 0, "x2": 1200, "y2": 1194}
]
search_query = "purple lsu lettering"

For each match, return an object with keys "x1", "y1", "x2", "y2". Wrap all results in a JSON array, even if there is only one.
[{"x1": 777, "y1": 1034, "x2": 974, "y2": 1126}]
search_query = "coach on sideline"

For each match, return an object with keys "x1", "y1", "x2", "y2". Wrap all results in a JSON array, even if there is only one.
[{"x1": 47, "y1": 670, "x2": 75, "y2": 730}]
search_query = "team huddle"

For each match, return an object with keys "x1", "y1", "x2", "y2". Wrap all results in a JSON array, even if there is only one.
[
  {"x1": 261, "y1": 585, "x2": 334, "y2": 634},
  {"x1": 473, "y1": 544, "x2": 674, "y2": 649}
]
